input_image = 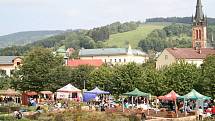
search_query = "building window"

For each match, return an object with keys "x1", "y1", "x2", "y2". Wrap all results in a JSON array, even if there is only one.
[
  {"x1": 199, "y1": 30, "x2": 201, "y2": 39},
  {"x1": 0, "y1": 70, "x2": 6, "y2": 77},
  {"x1": 115, "y1": 59, "x2": 117, "y2": 62},
  {"x1": 196, "y1": 30, "x2": 199, "y2": 39},
  {"x1": 72, "y1": 93, "x2": 77, "y2": 98},
  {"x1": 119, "y1": 59, "x2": 121, "y2": 62},
  {"x1": 104, "y1": 59, "x2": 106, "y2": 63},
  {"x1": 69, "y1": 93, "x2": 77, "y2": 98},
  {"x1": 124, "y1": 59, "x2": 126, "y2": 62},
  {"x1": 110, "y1": 59, "x2": 112, "y2": 62},
  {"x1": 17, "y1": 62, "x2": 21, "y2": 66},
  {"x1": 165, "y1": 55, "x2": 168, "y2": 60},
  {"x1": 10, "y1": 70, "x2": 15, "y2": 75}
]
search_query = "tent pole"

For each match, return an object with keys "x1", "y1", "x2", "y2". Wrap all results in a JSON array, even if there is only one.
[
  {"x1": 108, "y1": 95, "x2": 110, "y2": 109},
  {"x1": 184, "y1": 98, "x2": 187, "y2": 116},
  {"x1": 175, "y1": 100, "x2": 178, "y2": 118},
  {"x1": 137, "y1": 96, "x2": 138, "y2": 108},
  {"x1": 147, "y1": 98, "x2": 149, "y2": 115},
  {"x1": 122, "y1": 98, "x2": 124, "y2": 112},
  {"x1": 155, "y1": 97, "x2": 158, "y2": 115},
  {"x1": 132, "y1": 96, "x2": 134, "y2": 110}
]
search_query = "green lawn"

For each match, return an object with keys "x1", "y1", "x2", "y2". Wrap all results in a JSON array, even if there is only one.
[{"x1": 105, "y1": 23, "x2": 168, "y2": 48}]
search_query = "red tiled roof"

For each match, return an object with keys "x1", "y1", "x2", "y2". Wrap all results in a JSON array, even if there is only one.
[
  {"x1": 166, "y1": 48, "x2": 215, "y2": 59},
  {"x1": 67, "y1": 59, "x2": 103, "y2": 67}
]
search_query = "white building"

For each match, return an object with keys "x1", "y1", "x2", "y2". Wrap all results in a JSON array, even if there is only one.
[
  {"x1": 0, "y1": 56, "x2": 22, "y2": 76},
  {"x1": 79, "y1": 45, "x2": 148, "y2": 65}
]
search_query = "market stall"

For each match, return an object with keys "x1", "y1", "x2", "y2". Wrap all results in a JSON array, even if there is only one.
[
  {"x1": 39, "y1": 91, "x2": 54, "y2": 103},
  {"x1": 123, "y1": 88, "x2": 150, "y2": 112},
  {"x1": 0, "y1": 89, "x2": 21, "y2": 103},
  {"x1": 56, "y1": 84, "x2": 82, "y2": 101},
  {"x1": 158, "y1": 90, "x2": 180, "y2": 117},
  {"x1": 22, "y1": 91, "x2": 38, "y2": 105},
  {"x1": 178, "y1": 89, "x2": 211, "y2": 116}
]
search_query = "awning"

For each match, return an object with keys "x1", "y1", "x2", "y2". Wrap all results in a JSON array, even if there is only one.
[{"x1": 123, "y1": 88, "x2": 150, "y2": 97}]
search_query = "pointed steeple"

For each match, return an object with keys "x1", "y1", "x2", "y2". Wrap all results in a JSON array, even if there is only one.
[{"x1": 194, "y1": 0, "x2": 204, "y2": 23}]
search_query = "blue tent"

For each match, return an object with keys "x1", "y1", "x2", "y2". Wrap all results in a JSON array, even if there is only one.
[
  {"x1": 85, "y1": 87, "x2": 110, "y2": 95},
  {"x1": 83, "y1": 92, "x2": 97, "y2": 102}
]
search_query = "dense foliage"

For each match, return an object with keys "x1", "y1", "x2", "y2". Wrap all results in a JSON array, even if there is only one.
[{"x1": 146, "y1": 17, "x2": 215, "y2": 24}]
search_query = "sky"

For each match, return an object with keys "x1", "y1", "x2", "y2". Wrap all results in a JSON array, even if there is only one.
[{"x1": 0, "y1": 0, "x2": 215, "y2": 36}]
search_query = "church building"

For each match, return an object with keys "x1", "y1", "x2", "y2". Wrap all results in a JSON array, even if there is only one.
[{"x1": 156, "y1": 0, "x2": 215, "y2": 69}]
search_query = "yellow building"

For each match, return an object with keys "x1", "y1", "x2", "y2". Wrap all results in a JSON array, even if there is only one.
[
  {"x1": 156, "y1": 48, "x2": 215, "y2": 69},
  {"x1": 0, "y1": 56, "x2": 22, "y2": 77},
  {"x1": 79, "y1": 45, "x2": 148, "y2": 65}
]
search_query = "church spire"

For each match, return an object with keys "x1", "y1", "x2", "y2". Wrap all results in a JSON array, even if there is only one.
[
  {"x1": 194, "y1": 0, "x2": 205, "y2": 23},
  {"x1": 192, "y1": 0, "x2": 207, "y2": 49}
]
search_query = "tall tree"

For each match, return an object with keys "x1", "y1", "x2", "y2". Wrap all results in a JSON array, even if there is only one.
[
  {"x1": 12, "y1": 47, "x2": 64, "y2": 92},
  {"x1": 89, "y1": 65, "x2": 113, "y2": 91},
  {"x1": 111, "y1": 63, "x2": 144, "y2": 96},
  {"x1": 163, "y1": 61, "x2": 200, "y2": 95},
  {"x1": 68, "y1": 65, "x2": 95, "y2": 90},
  {"x1": 201, "y1": 55, "x2": 215, "y2": 98}
]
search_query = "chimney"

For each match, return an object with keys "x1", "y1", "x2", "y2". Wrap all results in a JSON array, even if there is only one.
[
  {"x1": 172, "y1": 47, "x2": 177, "y2": 50},
  {"x1": 197, "y1": 48, "x2": 202, "y2": 54}
]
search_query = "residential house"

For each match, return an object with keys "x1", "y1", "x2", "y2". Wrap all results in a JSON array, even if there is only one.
[
  {"x1": 0, "y1": 56, "x2": 22, "y2": 76},
  {"x1": 156, "y1": 48, "x2": 215, "y2": 69}
]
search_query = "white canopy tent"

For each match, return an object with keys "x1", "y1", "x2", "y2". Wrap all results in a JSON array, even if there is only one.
[{"x1": 56, "y1": 84, "x2": 82, "y2": 101}]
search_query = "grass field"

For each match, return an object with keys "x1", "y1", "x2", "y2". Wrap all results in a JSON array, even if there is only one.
[{"x1": 105, "y1": 23, "x2": 169, "y2": 48}]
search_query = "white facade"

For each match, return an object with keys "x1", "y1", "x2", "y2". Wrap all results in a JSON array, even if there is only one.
[
  {"x1": 184, "y1": 59, "x2": 203, "y2": 67},
  {"x1": 80, "y1": 55, "x2": 148, "y2": 65},
  {"x1": 79, "y1": 46, "x2": 148, "y2": 65}
]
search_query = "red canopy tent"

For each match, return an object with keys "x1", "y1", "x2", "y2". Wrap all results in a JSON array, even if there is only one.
[
  {"x1": 158, "y1": 90, "x2": 180, "y2": 101},
  {"x1": 158, "y1": 90, "x2": 180, "y2": 117}
]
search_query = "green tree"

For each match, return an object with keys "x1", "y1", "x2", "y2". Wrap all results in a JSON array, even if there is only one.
[
  {"x1": 12, "y1": 47, "x2": 64, "y2": 92},
  {"x1": 68, "y1": 65, "x2": 95, "y2": 90},
  {"x1": 0, "y1": 77, "x2": 12, "y2": 90},
  {"x1": 201, "y1": 55, "x2": 215, "y2": 98},
  {"x1": 111, "y1": 63, "x2": 144, "y2": 96},
  {"x1": 89, "y1": 65, "x2": 113, "y2": 91},
  {"x1": 142, "y1": 65, "x2": 166, "y2": 96},
  {"x1": 163, "y1": 61, "x2": 200, "y2": 95}
]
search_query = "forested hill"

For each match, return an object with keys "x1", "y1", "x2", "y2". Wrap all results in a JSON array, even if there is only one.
[
  {"x1": 146, "y1": 17, "x2": 215, "y2": 24},
  {"x1": 0, "y1": 30, "x2": 64, "y2": 48},
  {"x1": 1, "y1": 20, "x2": 215, "y2": 56}
]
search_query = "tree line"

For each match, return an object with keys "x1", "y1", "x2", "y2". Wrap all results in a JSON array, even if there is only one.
[
  {"x1": 146, "y1": 17, "x2": 215, "y2": 25},
  {"x1": 1, "y1": 47, "x2": 214, "y2": 99}
]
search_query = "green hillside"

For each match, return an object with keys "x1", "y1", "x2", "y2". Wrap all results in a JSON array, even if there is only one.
[
  {"x1": 105, "y1": 23, "x2": 168, "y2": 48},
  {"x1": 0, "y1": 30, "x2": 64, "y2": 48}
]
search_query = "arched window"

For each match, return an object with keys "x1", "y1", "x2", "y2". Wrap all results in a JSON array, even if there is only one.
[
  {"x1": 196, "y1": 30, "x2": 199, "y2": 39},
  {"x1": 199, "y1": 30, "x2": 201, "y2": 39}
]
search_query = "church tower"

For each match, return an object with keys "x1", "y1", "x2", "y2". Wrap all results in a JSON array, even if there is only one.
[{"x1": 192, "y1": 0, "x2": 207, "y2": 48}]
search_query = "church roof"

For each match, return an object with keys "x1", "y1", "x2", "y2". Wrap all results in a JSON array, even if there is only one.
[{"x1": 166, "y1": 48, "x2": 215, "y2": 59}]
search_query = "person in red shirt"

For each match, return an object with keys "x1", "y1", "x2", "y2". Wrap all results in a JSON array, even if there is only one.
[{"x1": 212, "y1": 106, "x2": 215, "y2": 115}]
